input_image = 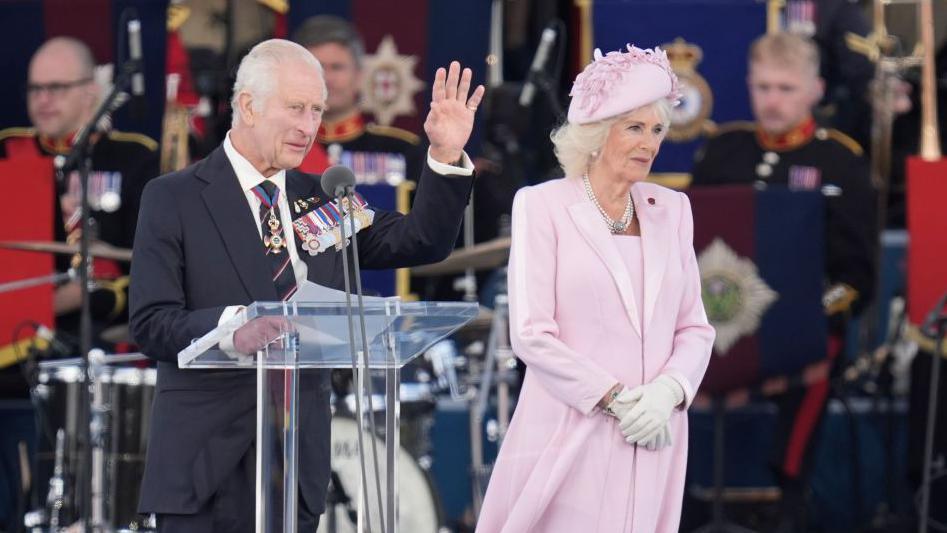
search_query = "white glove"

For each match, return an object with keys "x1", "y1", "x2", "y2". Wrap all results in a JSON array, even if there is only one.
[
  {"x1": 640, "y1": 424, "x2": 672, "y2": 451},
  {"x1": 603, "y1": 387, "x2": 640, "y2": 420},
  {"x1": 619, "y1": 375, "x2": 684, "y2": 446}
]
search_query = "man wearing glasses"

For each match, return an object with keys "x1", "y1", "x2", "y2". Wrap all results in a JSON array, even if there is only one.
[{"x1": 0, "y1": 36, "x2": 160, "y2": 358}]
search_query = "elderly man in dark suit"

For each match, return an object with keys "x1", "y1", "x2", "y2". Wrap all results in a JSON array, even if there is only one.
[{"x1": 129, "y1": 38, "x2": 484, "y2": 532}]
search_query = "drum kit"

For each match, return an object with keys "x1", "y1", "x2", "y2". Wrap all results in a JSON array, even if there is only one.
[
  {"x1": 2, "y1": 235, "x2": 517, "y2": 533},
  {"x1": 23, "y1": 353, "x2": 156, "y2": 533},
  {"x1": 319, "y1": 235, "x2": 518, "y2": 532}
]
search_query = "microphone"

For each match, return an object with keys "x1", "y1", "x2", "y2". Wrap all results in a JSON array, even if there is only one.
[
  {"x1": 321, "y1": 165, "x2": 356, "y2": 198},
  {"x1": 128, "y1": 19, "x2": 145, "y2": 97},
  {"x1": 519, "y1": 26, "x2": 557, "y2": 107}
]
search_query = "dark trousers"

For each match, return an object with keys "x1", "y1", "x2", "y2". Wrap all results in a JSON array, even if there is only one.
[{"x1": 157, "y1": 446, "x2": 320, "y2": 532}]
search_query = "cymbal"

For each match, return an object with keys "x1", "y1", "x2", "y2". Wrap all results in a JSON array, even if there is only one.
[
  {"x1": 0, "y1": 240, "x2": 133, "y2": 262},
  {"x1": 100, "y1": 324, "x2": 131, "y2": 344},
  {"x1": 465, "y1": 306, "x2": 494, "y2": 331},
  {"x1": 412, "y1": 237, "x2": 510, "y2": 276}
]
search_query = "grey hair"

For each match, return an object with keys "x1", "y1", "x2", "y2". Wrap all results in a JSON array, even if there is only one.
[
  {"x1": 551, "y1": 99, "x2": 672, "y2": 178},
  {"x1": 231, "y1": 39, "x2": 327, "y2": 128},
  {"x1": 291, "y1": 15, "x2": 365, "y2": 67}
]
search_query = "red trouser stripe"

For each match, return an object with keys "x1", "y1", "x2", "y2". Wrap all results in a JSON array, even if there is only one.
[{"x1": 782, "y1": 336, "x2": 842, "y2": 477}]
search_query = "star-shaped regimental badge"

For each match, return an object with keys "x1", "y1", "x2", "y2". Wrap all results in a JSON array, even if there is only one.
[
  {"x1": 698, "y1": 238, "x2": 779, "y2": 355},
  {"x1": 359, "y1": 35, "x2": 424, "y2": 126}
]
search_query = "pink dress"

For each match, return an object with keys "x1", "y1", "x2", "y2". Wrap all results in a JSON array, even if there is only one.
[{"x1": 476, "y1": 178, "x2": 715, "y2": 533}]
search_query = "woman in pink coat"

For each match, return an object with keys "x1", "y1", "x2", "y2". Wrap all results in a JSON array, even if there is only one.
[{"x1": 476, "y1": 44, "x2": 715, "y2": 533}]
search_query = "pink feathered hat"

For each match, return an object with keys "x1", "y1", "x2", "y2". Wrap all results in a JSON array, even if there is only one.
[{"x1": 567, "y1": 44, "x2": 682, "y2": 125}]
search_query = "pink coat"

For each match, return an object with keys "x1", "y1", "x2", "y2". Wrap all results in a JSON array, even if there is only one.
[{"x1": 476, "y1": 178, "x2": 715, "y2": 533}]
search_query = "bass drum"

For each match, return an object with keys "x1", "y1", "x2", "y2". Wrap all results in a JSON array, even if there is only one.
[{"x1": 318, "y1": 417, "x2": 441, "y2": 533}]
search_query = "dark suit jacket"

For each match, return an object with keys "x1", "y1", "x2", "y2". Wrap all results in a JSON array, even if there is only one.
[{"x1": 129, "y1": 146, "x2": 473, "y2": 515}]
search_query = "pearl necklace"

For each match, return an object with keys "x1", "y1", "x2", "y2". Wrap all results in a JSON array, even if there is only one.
[{"x1": 583, "y1": 175, "x2": 634, "y2": 234}]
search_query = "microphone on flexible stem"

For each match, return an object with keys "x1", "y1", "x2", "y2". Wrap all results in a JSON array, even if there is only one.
[
  {"x1": 321, "y1": 165, "x2": 387, "y2": 533},
  {"x1": 518, "y1": 26, "x2": 557, "y2": 107},
  {"x1": 128, "y1": 19, "x2": 145, "y2": 97},
  {"x1": 321, "y1": 165, "x2": 356, "y2": 198}
]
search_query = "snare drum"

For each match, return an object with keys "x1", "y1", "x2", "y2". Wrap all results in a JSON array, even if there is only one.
[
  {"x1": 318, "y1": 417, "x2": 441, "y2": 533},
  {"x1": 32, "y1": 355, "x2": 155, "y2": 530}
]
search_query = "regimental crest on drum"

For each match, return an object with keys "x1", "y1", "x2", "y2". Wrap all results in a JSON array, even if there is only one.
[
  {"x1": 663, "y1": 38, "x2": 714, "y2": 143},
  {"x1": 360, "y1": 35, "x2": 424, "y2": 127},
  {"x1": 698, "y1": 238, "x2": 778, "y2": 354}
]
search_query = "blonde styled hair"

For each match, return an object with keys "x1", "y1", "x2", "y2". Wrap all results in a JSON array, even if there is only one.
[
  {"x1": 550, "y1": 99, "x2": 671, "y2": 178},
  {"x1": 749, "y1": 32, "x2": 820, "y2": 78}
]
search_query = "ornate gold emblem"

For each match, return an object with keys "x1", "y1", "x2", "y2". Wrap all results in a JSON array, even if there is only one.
[
  {"x1": 698, "y1": 238, "x2": 778, "y2": 354},
  {"x1": 663, "y1": 38, "x2": 714, "y2": 142},
  {"x1": 360, "y1": 35, "x2": 424, "y2": 126}
]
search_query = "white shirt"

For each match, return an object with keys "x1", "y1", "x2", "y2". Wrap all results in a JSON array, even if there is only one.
[
  {"x1": 216, "y1": 130, "x2": 474, "y2": 346},
  {"x1": 222, "y1": 132, "x2": 309, "y2": 285}
]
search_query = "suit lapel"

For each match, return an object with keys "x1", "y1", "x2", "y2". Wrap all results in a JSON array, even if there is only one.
[
  {"x1": 198, "y1": 147, "x2": 278, "y2": 302},
  {"x1": 567, "y1": 181, "x2": 643, "y2": 338},
  {"x1": 285, "y1": 170, "x2": 324, "y2": 220},
  {"x1": 633, "y1": 184, "x2": 669, "y2": 334}
]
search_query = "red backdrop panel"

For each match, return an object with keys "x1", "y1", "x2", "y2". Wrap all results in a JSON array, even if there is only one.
[
  {"x1": 907, "y1": 157, "x2": 947, "y2": 325},
  {"x1": 0, "y1": 155, "x2": 55, "y2": 360}
]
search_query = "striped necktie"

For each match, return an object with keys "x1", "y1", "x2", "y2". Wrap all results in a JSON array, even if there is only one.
[{"x1": 254, "y1": 180, "x2": 298, "y2": 301}]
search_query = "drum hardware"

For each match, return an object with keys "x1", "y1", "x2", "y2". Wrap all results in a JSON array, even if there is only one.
[
  {"x1": 0, "y1": 240, "x2": 133, "y2": 263},
  {"x1": 469, "y1": 292, "x2": 513, "y2": 516},
  {"x1": 99, "y1": 325, "x2": 130, "y2": 346},
  {"x1": 425, "y1": 340, "x2": 468, "y2": 400},
  {"x1": 318, "y1": 418, "x2": 442, "y2": 533},
  {"x1": 410, "y1": 237, "x2": 511, "y2": 277},
  {"x1": 25, "y1": 353, "x2": 156, "y2": 532},
  {"x1": 22, "y1": 429, "x2": 63, "y2": 531},
  {"x1": 918, "y1": 292, "x2": 947, "y2": 533},
  {"x1": 325, "y1": 470, "x2": 357, "y2": 533},
  {"x1": 0, "y1": 270, "x2": 75, "y2": 297},
  {"x1": 89, "y1": 350, "x2": 108, "y2": 530}
]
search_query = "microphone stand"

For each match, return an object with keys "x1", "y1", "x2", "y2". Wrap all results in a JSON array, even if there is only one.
[
  {"x1": 918, "y1": 295, "x2": 947, "y2": 533},
  {"x1": 530, "y1": 71, "x2": 564, "y2": 118},
  {"x1": 336, "y1": 186, "x2": 387, "y2": 533},
  {"x1": 58, "y1": 55, "x2": 140, "y2": 533}
]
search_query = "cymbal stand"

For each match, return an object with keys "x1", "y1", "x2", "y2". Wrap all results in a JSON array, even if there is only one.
[
  {"x1": 57, "y1": 46, "x2": 139, "y2": 533},
  {"x1": 492, "y1": 294, "x2": 514, "y2": 443},
  {"x1": 469, "y1": 289, "x2": 514, "y2": 515},
  {"x1": 88, "y1": 350, "x2": 109, "y2": 529},
  {"x1": 457, "y1": 200, "x2": 478, "y2": 302}
]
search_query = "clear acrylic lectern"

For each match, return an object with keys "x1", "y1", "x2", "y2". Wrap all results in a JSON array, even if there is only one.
[{"x1": 178, "y1": 299, "x2": 478, "y2": 532}]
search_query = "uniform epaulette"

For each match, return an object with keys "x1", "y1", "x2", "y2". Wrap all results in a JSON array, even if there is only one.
[
  {"x1": 0, "y1": 127, "x2": 36, "y2": 142},
  {"x1": 821, "y1": 128, "x2": 864, "y2": 157},
  {"x1": 365, "y1": 124, "x2": 420, "y2": 145},
  {"x1": 709, "y1": 121, "x2": 755, "y2": 137},
  {"x1": 108, "y1": 130, "x2": 159, "y2": 151}
]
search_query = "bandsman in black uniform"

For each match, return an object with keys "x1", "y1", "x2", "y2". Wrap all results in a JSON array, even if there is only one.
[
  {"x1": 0, "y1": 37, "x2": 159, "y2": 355},
  {"x1": 291, "y1": 15, "x2": 423, "y2": 183},
  {"x1": 691, "y1": 32, "x2": 876, "y2": 532}
]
